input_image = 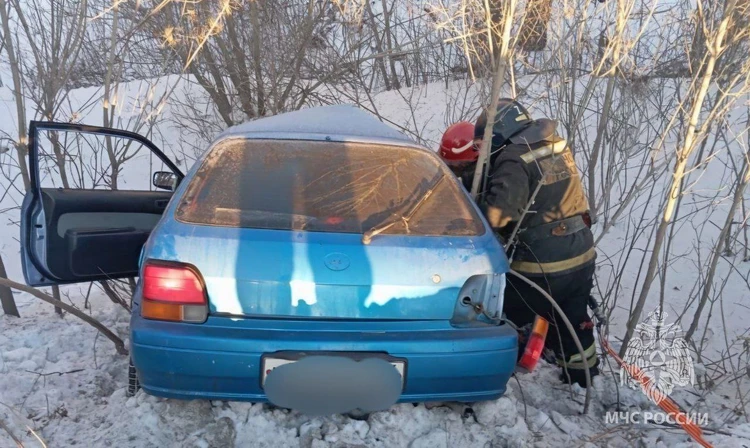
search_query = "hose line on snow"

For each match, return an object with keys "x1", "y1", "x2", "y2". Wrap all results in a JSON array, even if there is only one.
[
  {"x1": 508, "y1": 269, "x2": 592, "y2": 414},
  {"x1": 508, "y1": 270, "x2": 712, "y2": 446}
]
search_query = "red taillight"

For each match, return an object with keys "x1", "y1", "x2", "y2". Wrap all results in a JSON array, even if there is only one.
[
  {"x1": 141, "y1": 262, "x2": 207, "y2": 323},
  {"x1": 143, "y1": 264, "x2": 205, "y2": 304},
  {"x1": 517, "y1": 316, "x2": 549, "y2": 373}
]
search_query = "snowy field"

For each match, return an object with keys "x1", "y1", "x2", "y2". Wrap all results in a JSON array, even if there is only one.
[{"x1": 1, "y1": 75, "x2": 750, "y2": 446}]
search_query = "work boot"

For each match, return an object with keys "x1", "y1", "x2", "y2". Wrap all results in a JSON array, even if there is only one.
[
  {"x1": 559, "y1": 365, "x2": 599, "y2": 388},
  {"x1": 557, "y1": 342, "x2": 600, "y2": 387}
]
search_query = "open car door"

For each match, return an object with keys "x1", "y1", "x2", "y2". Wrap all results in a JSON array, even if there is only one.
[{"x1": 21, "y1": 122, "x2": 184, "y2": 286}]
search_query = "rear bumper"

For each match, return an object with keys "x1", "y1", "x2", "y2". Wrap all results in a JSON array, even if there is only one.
[{"x1": 130, "y1": 312, "x2": 518, "y2": 403}]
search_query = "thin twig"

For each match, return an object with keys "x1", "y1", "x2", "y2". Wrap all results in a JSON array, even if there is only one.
[
  {"x1": 25, "y1": 426, "x2": 46, "y2": 448},
  {"x1": 22, "y1": 369, "x2": 84, "y2": 377},
  {"x1": 511, "y1": 373, "x2": 528, "y2": 425}
]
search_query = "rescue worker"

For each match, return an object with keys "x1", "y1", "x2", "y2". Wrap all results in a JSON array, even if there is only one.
[{"x1": 438, "y1": 99, "x2": 599, "y2": 387}]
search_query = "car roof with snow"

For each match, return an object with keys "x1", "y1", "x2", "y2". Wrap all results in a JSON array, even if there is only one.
[{"x1": 215, "y1": 105, "x2": 422, "y2": 149}]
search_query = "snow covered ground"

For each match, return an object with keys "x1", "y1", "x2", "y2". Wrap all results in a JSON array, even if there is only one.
[
  {"x1": 1, "y1": 75, "x2": 750, "y2": 446},
  {"x1": 2, "y1": 291, "x2": 749, "y2": 447}
]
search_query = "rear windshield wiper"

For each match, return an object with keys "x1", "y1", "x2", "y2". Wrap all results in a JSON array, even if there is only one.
[{"x1": 361, "y1": 174, "x2": 446, "y2": 245}]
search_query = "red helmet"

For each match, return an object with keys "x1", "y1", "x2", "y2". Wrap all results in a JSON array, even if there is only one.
[{"x1": 438, "y1": 121, "x2": 478, "y2": 163}]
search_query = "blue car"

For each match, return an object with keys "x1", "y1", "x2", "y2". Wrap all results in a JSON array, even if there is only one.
[{"x1": 20, "y1": 106, "x2": 517, "y2": 413}]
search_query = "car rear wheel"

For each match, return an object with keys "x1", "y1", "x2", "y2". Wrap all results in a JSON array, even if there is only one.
[
  {"x1": 345, "y1": 409, "x2": 370, "y2": 420},
  {"x1": 127, "y1": 358, "x2": 140, "y2": 397}
]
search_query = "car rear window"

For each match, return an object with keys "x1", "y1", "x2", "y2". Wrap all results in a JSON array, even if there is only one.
[{"x1": 175, "y1": 139, "x2": 485, "y2": 236}]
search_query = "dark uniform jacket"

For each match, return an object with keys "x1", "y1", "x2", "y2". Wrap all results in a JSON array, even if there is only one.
[{"x1": 479, "y1": 123, "x2": 596, "y2": 277}]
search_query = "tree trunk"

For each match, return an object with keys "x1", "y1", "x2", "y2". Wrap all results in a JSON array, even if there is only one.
[
  {"x1": 0, "y1": 0, "x2": 32, "y2": 191},
  {"x1": 380, "y1": 0, "x2": 400, "y2": 90},
  {"x1": 471, "y1": 58, "x2": 508, "y2": 199},
  {"x1": 102, "y1": 0, "x2": 120, "y2": 190},
  {"x1": 0, "y1": 255, "x2": 19, "y2": 317},
  {"x1": 223, "y1": 12, "x2": 256, "y2": 119},
  {"x1": 470, "y1": 0, "x2": 518, "y2": 198},
  {"x1": 249, "y1": 1, "x2": 267, "y2": 115},
  {"x1": 52, "y1": 285, "x2": 63, "y2": 315},
  {"x1": 365, "y1": 1, "x2": 392, "y2": 91},
  {"x1": 518, "y1": 0, "x2": 552, "y2": 51},
  {"x1": 588, "y1": 76, "x2": 616, "y2": 218},
  {"x1": 49, "y1": 131, "x2": 71, "y2": 188}
]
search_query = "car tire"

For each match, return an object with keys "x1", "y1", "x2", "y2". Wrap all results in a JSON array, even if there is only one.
[
  {"x1": 127, "y1": 358, "x2": 140, "y2": 397},
  {"x1": 345, "y1": 409, "x2": 370, "y2": 421}
]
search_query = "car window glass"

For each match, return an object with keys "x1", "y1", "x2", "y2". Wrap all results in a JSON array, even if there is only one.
[
  {"x1": 175, "y1": 139, "x2": 484, "y2": 236},
  {"x1": 36, "y1": 128, "x2": 174, "y2": 191}
]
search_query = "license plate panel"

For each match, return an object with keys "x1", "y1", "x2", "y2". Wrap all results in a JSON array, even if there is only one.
[{"x1": 261, "y1": 352, "x2": 406, "y2": 388}]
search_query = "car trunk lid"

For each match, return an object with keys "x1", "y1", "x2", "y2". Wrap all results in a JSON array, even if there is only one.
[{"x1": 147, "y1": 224, "x2": 505, "y2": 320}]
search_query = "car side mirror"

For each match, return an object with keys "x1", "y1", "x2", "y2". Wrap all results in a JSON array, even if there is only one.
[{"x1": 153, "y1": 171, "x2": 178, "y2": 191}]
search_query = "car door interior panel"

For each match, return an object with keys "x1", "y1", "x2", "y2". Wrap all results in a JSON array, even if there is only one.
[
  {"x1": 65, "y1": 227, "x2": 150, "y2": 277},
  {"x1": 41, "y1": 189, "x2": 173, "y2": 282}
]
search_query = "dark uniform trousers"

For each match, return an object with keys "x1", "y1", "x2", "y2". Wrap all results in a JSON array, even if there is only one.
[{"x1": 504, "y1": 263, "x2": 598, "y2": 384}]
